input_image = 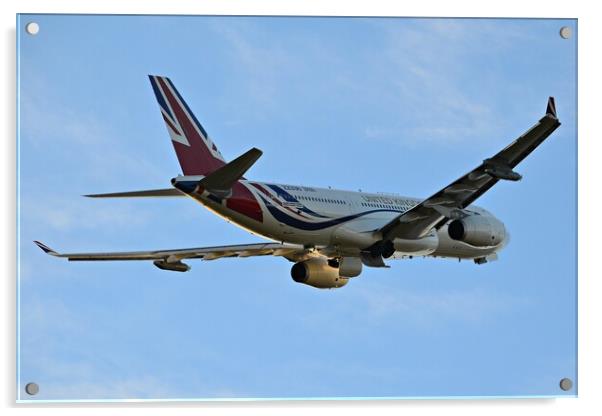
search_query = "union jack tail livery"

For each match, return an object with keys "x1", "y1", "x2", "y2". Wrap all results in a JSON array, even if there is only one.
[{"x1": 148, "y1": 75, "x2": 226, "y2": 176}]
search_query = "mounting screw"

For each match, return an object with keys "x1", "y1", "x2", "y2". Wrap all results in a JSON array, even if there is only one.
[
  {"x1": 559, "y1": 26, "x2": 571, "y2": 39},
  {"x1": 559, "y1": 378, "x2": 573, "y2": 391},
  {"x1": 25, "y1": 22, "x2": 39, "y2": 35},
  {"x1": 25, "y1": 382, "x2": 39, "y2": 395}
]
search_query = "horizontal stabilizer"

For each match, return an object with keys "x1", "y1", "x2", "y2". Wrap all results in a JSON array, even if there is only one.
[
  {"x1": 198, "y1": 147, "x2": 262, "y2": 196},
  {"x1": 84, "y1": 188, "x2": 185, "y2": 198}
]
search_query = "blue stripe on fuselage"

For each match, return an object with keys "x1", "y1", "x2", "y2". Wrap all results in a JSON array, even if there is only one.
[
  {"x1": 265, "y1": 184, "x2": 329, "y2": 218},
  {"x1": 266, "y1": 184, "x2": 298, "y2": 202},
  {"x1": 259, "y1": 195, "x2": 403, "y2": 231}
]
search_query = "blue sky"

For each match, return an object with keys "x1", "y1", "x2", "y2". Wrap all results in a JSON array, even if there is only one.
[{"x1": 17, "y1": 15, "x2": 577, "y2": 400}]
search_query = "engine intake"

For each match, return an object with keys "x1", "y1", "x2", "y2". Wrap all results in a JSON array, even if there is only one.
[
  {"x1": 448, "y1": 215, "x2": 506, "y2": 247},
  {"x1": 291, "y1": 258, "x2": 348, "y2": 289}
]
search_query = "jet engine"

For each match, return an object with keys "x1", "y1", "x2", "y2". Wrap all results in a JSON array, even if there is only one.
[
  {"x1": 447, "y1": 215, "x2": 506, "y2": 247},
  {"x1": 291, "y1": 258, "x2": 348, "y2": 289}
]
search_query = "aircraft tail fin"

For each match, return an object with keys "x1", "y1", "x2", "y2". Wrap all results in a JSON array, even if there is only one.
[{"x1": 148, "y1": 75, "x2": 227, "y2": 176}]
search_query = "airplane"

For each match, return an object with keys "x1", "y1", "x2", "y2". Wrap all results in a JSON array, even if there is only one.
[{"x1": 34, "y1": 76, "x2": 561, "y2": 289}]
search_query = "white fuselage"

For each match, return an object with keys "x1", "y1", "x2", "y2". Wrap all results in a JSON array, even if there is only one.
[{"x1": 174, "y1": 177, "x2": 504, "y2": 261}]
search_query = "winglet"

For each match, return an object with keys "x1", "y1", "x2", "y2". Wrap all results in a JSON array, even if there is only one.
[
  {"x1": 33, "y1": 241, "x2": 59, "y2": 256},
  {"x1": 546, "y1": 97, "x2": 557, "y2": 118}
]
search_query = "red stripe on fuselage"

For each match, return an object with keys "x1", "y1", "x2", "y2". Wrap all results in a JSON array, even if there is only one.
[
  {"x1": 249, "y1": 182, "x2": 310, "y2": 219},
  {"x1": 158, "y1": 78, "x2": 225, "y2": 175},
  {"x1": 226, "y1": 182, "x2": 263, "y2": 222},
  {"x1": 250, "y1": 182, "x2": 272, "y2": 197}
]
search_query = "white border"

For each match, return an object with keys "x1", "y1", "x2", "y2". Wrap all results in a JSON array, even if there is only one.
[{"x1": 4, "y1": 1, "x2": 599, "y2": 415}]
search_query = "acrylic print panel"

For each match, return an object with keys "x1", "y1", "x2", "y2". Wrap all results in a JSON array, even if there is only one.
[{"x1": 16, "y1": 14, "x2": 577, "y2": 401}]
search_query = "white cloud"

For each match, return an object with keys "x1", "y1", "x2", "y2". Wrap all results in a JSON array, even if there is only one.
[
  {"x1": 18, "y1": 297, "x2": 239, "y2": 400},
  {"x1": 357, "y1": 20, "x2": 517, "y2": 146},
  {"x1": 353, "y1": 284, "x2": 532, "y2": 330},
  {"x1": 19, "y1": 73, "x2": 108, "y2": 147},
  {"x1": 209, "y1": 21, "x2": 297, "y2": 112},
  {"x1": 20, "y1": 195, "x2": 153, "y2": 233},
  {"x1": 297, "y1": 282, "x2": 532, "y2": 335},
  {"x1": 19, "y1": 71, "x2": 167, "y2": 184},
  {"x1": 22, "y1": 375, "x2": 176, "y2": 401},
  {"x1": 19, "y1": 298, "x2": 164, "y2": 400}
]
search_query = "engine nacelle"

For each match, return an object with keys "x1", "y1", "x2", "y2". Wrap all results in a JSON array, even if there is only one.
[
  {"x1": 291, "y1": 258, "x2": 349, "y2": 289},
  {"x1": 447, "y1": 215, "x2": 506, "y2": 247},
  {"x1": 338, "y1": 257, "x2": 362, "y2": 277}
]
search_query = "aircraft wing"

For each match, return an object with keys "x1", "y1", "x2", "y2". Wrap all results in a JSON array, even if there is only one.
[
  {"x1": 34, "y1": 240, "x2": 308, "y2": 263},
  {"x1": 380, "y1": 97, "x2": 561, "y2": 240}
]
